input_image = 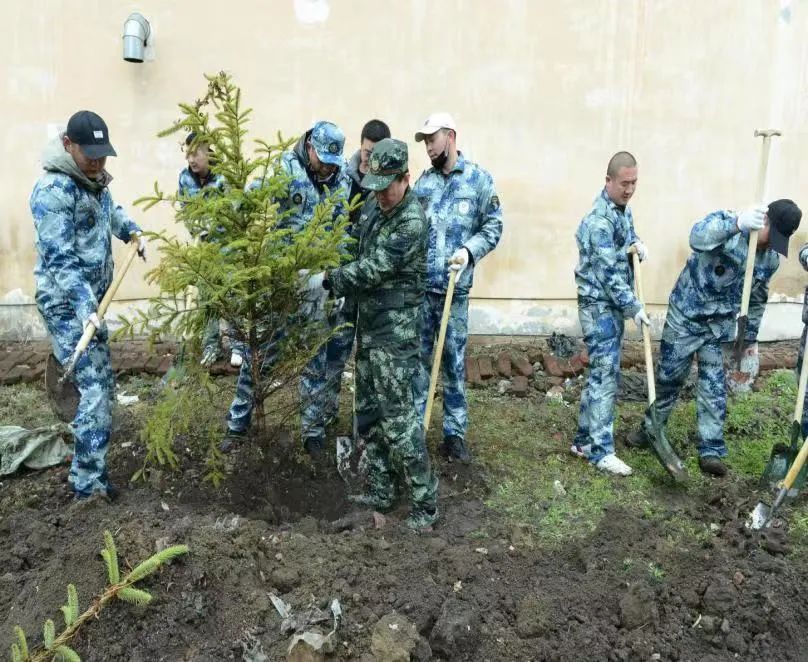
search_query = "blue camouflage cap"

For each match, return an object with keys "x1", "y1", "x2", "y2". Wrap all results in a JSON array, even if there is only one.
[{"x1": 309, "y1": 121, "x2": 345, "y2": 166}]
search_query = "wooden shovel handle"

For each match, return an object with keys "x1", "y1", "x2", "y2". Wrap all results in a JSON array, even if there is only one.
[
  {"x1": 630, "y1": 250, "x2": 656, "y2": 405},
  {"x1": 739, "y1": 130, "x2": 780, "y2": 317},
  {"x1": 71, "y1": 240, "x2": 141, "y2": 358},
  {"x1": 783, "y1": 433, "x2": 808, "y2": 490},
  {"x1": 424, "y1": 269, "x2": 458, "y2": 432}
]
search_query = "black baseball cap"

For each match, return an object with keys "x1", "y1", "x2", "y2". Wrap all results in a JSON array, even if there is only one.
[
  {"x1": 767, "y1": 199, "x2": 802, "y2": 257},
  {"x1": 66, "y1": 110, "x2": 117, "y2": 159}
]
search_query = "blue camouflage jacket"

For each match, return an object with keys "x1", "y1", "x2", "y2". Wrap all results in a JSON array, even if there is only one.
[
  {"x1": 574, "y1": 189, "x2": 641, "y2": 317},
  {"x1": 413, "y1": 153, "x2": 503, "y2": 295},
  {"x1": 276, "y1": 132, "x2": 351, "y2": 233},
  {"x1": 668, "y1": 210, "x2": 779, "y2": 341},
  {"x1": 31, "y1": 137, "x2": 141, "y2": 323},
  {"x1": 177, "y1": 167, "x2": 225, "y2": 199}
]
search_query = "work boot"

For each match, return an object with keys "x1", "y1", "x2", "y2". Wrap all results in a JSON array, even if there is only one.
[
  {"x1": 405, "y1": 506, "x2": 438, "y2": 532},
  {"x1": 626, "y1": 427, "x2": 650, "y2": 449},
  {"x1": 440, "y1": 436, "x2": 471, "y2": 464},
  {"x1": 348, "y1": 492, "x2": 394, "y2": 512},
  {"x1": 698, "y1": 455, "x2": 728, "y2": 477},
  {"x1": 219, "y1": 428, "x2": 247, "y2": 454}
]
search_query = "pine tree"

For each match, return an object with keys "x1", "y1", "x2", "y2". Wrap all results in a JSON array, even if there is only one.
[{"x1": 119, "y1": 72, "x2": 352, "y2": 430}]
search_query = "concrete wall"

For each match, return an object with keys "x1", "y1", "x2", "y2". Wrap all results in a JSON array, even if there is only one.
[{"x1": 3, "y1": 0, "x2": 808, "y2": 340}]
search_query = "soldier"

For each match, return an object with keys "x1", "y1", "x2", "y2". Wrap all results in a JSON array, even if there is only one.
[
  {"x1": 412, "y1": 112, "x2": 503, "y2": 463},
  {"x1": 221, "y1": 120, "x2": 351, "y2": 454},
  {"x1": 325, "y1": 119, "x2": 392, "y2": 426},
  {"x1": 177, "y1": 133, "x2": 236, "y2": 367},
  {"x1": 30, "y1": 110, "x2": 145, "y2": 499},
  {"x1": 629, "y1": 200, "x2": 801, "y2": 476},
  {"x1": 572, "y1": 152, "x2": 649, "y2": 476},
  {"x1": 317, "y1": 138, "x2": 439, "y2": 530}
]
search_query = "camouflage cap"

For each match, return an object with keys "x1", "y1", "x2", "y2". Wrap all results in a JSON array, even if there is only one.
[
  {"x1": 361, "y1": 138, "x2": 408, "y2": 191},
  {"x1": 309, "y1": 120, "x2": 345, "y2": 166}
]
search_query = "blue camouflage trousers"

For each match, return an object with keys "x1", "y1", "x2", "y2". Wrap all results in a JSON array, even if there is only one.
[
  {"x1": 226, "y1": 332, "x2": 283, "y2": 433},
  {"x1": 575, "y1": 303, "x2": 624, "y2": 463},
  {"x1": 38, "y1": 298, "x2": 114, "y2": 497},
  {"x1": 324, "y1": 299, "x2": 356, "y2": 422},
  {"x1": 642, "y1": 311, "x2": 727, "y2": 458},
  {"x1": 413, "y1": 291, "x2": 469, "y2": 440}
]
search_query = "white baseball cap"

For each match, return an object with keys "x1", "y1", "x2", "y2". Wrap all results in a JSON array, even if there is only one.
[{"x1": 414, "y1": 112, "x2": 457, "y2": 142}]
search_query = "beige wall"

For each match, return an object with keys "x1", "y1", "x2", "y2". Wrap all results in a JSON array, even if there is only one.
[{"x1": 3, "y1": 0, "x2": 808, "y2": 339}]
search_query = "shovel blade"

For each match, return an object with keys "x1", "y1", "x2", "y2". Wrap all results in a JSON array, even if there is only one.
[
  {"x1": 647, "y1": 405, "x2": 689, "y2": 483},
  {"x1": 45, "y1": 353, "x2": 79, "y2": 423},
  {"x1": 733, "y1": 316, "x2": 749, "y2": 369},
  {"x1": 746, "y1": 501, "x2": 771, "y2": 530}
]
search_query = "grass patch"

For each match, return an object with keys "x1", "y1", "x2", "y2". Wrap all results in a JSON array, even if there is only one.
[{"x1": 0, "y1": 384, "x2": 60, "y2": 429}]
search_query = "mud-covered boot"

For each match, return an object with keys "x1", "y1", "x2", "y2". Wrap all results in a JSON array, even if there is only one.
[
  {"x1": 405, "y1": 506, "x2": 438, "y2": 532},
  {"x1": 626, "y1": 427, "x2": 650, "y2": 449},
  {"x1": 348, "y1": 492, "x2": 394, "y2": 513},
  {"x1": 698, "y1": 455, "x2": 727, "y2": 477}
]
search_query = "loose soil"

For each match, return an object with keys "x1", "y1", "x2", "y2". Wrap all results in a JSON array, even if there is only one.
[{"x1": 2, "y1": 373, "x2": 808, "y2": 661}]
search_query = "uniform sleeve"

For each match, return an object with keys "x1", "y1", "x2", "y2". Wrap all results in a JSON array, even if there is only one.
[
  {"x1": 689, "y1": 210, "x2": 738, "y2": 252},
  {"x1": 799, "y1": 242, "x2": 808, "y2": 271},
  {"x1": 464, "y1": 171, "x2": 502, "y2": 264},
  {"x1": 178, "y1": 171, "x2": 187, "y2": 197},
  {"x1": 31, "y1": 183, "x2": 98, "y2": 322},
  {"x1": 585, "y1": 216, "x2": 641, "y2": 316},
  {"x1": 329, "y1": 213, "x2": 423, "y2": 297},
  {"x1": 110, "y1": 198, "x2": 140, "y2": 242}
]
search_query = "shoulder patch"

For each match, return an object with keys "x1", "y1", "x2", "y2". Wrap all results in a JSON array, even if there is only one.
[
  {"x1": 489, "y1": 195, "x2": 500, "y2": 211},
  {"x1": 292, "y1": 192, "x2": 303, "y2": 205}
]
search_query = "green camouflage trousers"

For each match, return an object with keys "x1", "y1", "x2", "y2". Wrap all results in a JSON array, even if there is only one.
[{"x1": 355, "y1": 347, "x2": 438, "y2": 523}]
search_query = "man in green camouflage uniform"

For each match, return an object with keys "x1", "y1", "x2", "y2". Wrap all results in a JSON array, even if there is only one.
[{"x1": 320, "y1": 138, "x2": 439, "y2": 530}]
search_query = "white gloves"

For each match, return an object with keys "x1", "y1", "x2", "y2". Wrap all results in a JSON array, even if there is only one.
[
  {"x1": 631, "y1": 241, "x2": 649, "y2": 262},
  {"x1": 448, "y1": 247, "x2": 470, "y2": 277},
  {"x1": 83, "y1": 312, "x2": 102, "y2": 333},
  {"x1": 230, "y1": 351, "x2": 243, "y2": 368},
  {"x1": 135, "y1": 232, "x2": 147, "y2": 261},
  {"x1": 736, "y1": 205, "x2": 767, "y2": 233},
  {"x1": 633, "y1": 308, "x2": 650, "y2": 328},
  {"x1": 298, "y1": 270, "x2": 328, "y2": 320}
]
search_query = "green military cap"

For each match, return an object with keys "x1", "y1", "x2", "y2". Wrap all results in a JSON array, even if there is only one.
[{"x1": 361, "y1": 138, "x2": 408, "y2": 191}]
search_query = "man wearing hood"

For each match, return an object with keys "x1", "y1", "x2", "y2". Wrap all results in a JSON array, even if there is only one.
[
  {"x1": 223, "y1": 120, "x2": 352, "y2": 455},
  {"x1": 325, "y1": 120, "x2": 392, "y2": 426},
  {"x1": 30, "y1": 110, "x2": 145, "y2": 500}
]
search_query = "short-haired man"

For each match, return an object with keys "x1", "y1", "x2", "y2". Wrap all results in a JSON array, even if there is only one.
[
  {"x1": 222, "y1": 121, "x2": 351, "y2": 455},
  {"x1": 31, "y1": 110, "x2": 146, "y2": 499},
  {"x1": 320, "y1": 138, "x2": 439, "y2": 530},
  {"x1": 412, "y1": 113, "x2": 503, "y2": 464},
  {"x1": 325, "y1": 119, "x2": 392, "y2": 426},
  {"x1": 177, "y1": 133, "x2": 234, "y2": 367},
  {"x1": 629, "y1": 200, "x2": 802, "y2": 476},
  {"x1": 572, "y1": 152, "x2": 648, "y2": 476}
]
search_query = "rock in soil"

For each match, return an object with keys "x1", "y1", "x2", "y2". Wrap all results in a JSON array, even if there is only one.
[
  {"x1": 371, "y1": 613, "x2": 431, "y2": 662},
  {"x1": 429, "y1": 598, "x2": 479, "y2": 656}
]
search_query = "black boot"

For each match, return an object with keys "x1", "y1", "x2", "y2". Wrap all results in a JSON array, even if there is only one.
[
  {"x1": 440, "y1": 436, "x2": 471, "y2": 464},
  {"x1": 698, "y1": 455, "x2": 727, "y2": 477}
]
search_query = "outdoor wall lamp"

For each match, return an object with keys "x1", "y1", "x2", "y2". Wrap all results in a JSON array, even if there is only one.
[{"x1": 123, "y1": 12, "x2": 151, "y2": 63}]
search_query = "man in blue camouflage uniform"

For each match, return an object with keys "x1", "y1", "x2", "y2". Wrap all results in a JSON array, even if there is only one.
[
  {"x1": 176, "y1": 132, "x2": 234, "y2": 367},
  {"x1": 317, "y1": 138, "x2": 439, "y2": 530},
  {"x1": 412, "y1": 112, "x2": 503, "y2": 463},
  {"x1": 30, "y1": 110, "x2": 145, "y2": 499},
  {"x1": 325, "y1": 119, "x2": 391, "y2": 425},
  {"x1": 572, "y1": 152, "x2": 649, "y2": 476},
  {"x1": 222, "y1": 121, "x2": 351, "y2": 455},
  {"x1": 629, "y1": 199, "x2": 801, "y2": 476}
]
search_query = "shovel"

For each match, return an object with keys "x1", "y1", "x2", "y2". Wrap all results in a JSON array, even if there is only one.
[
  {"x1": 423, "y1": 267, "x2": 458, "y2": 433},
  {"x1": 733, "y1": 129, "x2": 780, "y2": 367},
  {"x1": 748, "y1": 432, "x2": 808, "y2": 530},
  {"x1": 759, "y1": 323, "x2": 808, "y2": 492},
  {"x1": 45, "y1": 241, "x2": 141, "y2": 421},
  {"x1": 629, "y1": 247, "x2": 689, "y2": 483}
]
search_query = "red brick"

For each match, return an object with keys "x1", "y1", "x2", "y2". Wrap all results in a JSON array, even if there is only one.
[
  {"x1": 144, "y1": 355, "x2": 164, "y2": 374},
  {"x1": 1, "y1": 366, "x2": 28, "y2": 386},
  {"x1": 465, "y1": 356, "x2": 482, "y2": 386},
  {"x1": 511, "y1": 375, "x2": 529, "y2": 397},
  {"x1": 478, "y1": 356, "x2": 494, "y2": 379},
  {"x1": 512, "y1": 353, "x2": 534, "y2": 377},
  {"x1": 527, "y1": 348, "x2": 543, "y2": 365},
  {"x1": 496, "y1": 351, "x2": 512, "y2": 378},
  {"x1": 157, "y1": 356, "x2": 174, "y2": 374}
]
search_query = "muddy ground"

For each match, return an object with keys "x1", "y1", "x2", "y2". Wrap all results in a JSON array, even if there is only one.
[{"x1": 2, "y1": 362, "x2": 808, "y2": 661}]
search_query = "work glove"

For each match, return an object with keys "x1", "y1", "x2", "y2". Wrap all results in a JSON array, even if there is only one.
[
  {"x1": 230, "y1": 350, "x2": 243, "y2": 368},
  {"x1": 135, "y1": 232, "x2": 147, "y2": 261},
  {"x1": 83, "y1": 312, "x2": 103, "y2": 333},
  {"x1": 298, "y1": 270, "x2": 329, "y2": 320},
  {"x1": 333, "y1": 297, "x2": 345, "y2": 315},
  {"x1": 736, "y1": 205, "x2": 767, "y2": 233},
  {"x1": 633, "y1": 308, "x2": 651, "y2": 329},
  {"x1": 631, "y1": 241, "x2": 649, "y2": 262},
  {"x1": 447, "y1": 247, "x2": 471, "y2": 278}
]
